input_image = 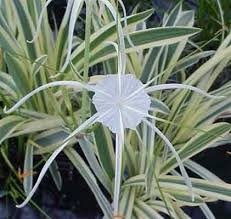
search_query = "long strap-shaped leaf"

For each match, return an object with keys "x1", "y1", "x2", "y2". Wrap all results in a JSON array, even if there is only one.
[
  {"x1": 123, "y1": 174, "x2": 231, "y2": 202},
  {"x1": 159, "y1": 175, "x2": 231, "y2": 201},
  {"x1": 134, "y1": 199, "x2": 164, "y2": 219},
  {"x1": 85, "y1": 27, "x2": 200, "y2": 73},
  {"x1": 0, "y1": 116, "x2": 24, "y2": 144},
  {"x1": 161, "y1": 122, "x2": 231, "y2": 174},
  {"x1": 78, "y1": 138, "x2": 112, "y2": 193}
]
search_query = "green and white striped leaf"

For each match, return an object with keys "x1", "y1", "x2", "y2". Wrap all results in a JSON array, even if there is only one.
[
  {"x1": 4, "y1": 53, "x2": 31, "y2": 96},
  {"x1": 12, "y1": 0, "x2": 38, "y2": 59},
  {"x1": 67, "y1": 9, "x2": 154, "y2": 72},
  {"x1": 150, "y1": 97, "x2": 170, "y2": 114},
  {"x1": 119, "y1": 187, "x2": 136, "y2": 219},
  {"x1": 184, "y1": 159, "x2": 223, "y2": 182},
  {"x1": 124, "y1": 174, "x2": 231, "y2": 202},
  {"x1": 0, "y1": 71, "x2": 17, "y2": 98},
  {"x1": 163, "y1": 190, "x2": 205, "y2": 206},
  {"x1": 88, "y1": 27, "x2": 200, "y2": 71},
  {"x1": 32, "y1": 54, "x2": 48, "y2": 76},
  {"x1": 79, "y1": 137, "x2": 111, "y2": 192},
  {"x1": 94, "y1": 124, "x2": 115, "y2": 179},
  {"x1": 172, "y1": 51, "x2": 215, "y2": 74},
  {"x1": 146, "y1": 200, "x2": 176, "y2": 218},
  {"x1": 161, "y1": 123, "x2": 231, "y2": 174},
  {"x1": 0, "y1": 115, "x2": 24, "y2": 144},
  {"x1": 0, "y1": 14, "x2": 21, "y2": 53},
  {"x1": 11, "y1": 117, "x2": 64, "y2": 137},
  {"x1": 159, "y1": 176, "x2": 231, "y2": 202},
  {"x1": 134, "y1": 199, "x2": 164, "y2": 219}
]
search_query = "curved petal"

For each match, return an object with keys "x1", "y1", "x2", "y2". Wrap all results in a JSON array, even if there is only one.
[
  {"x1": 4, "y1": 81, "x2": 93, "y2": 114},
  {"x1": 145, "y1": 84, "x2": 225, "y2": 99},
  {"x1": 142, "y1": 118, "x2": 195, "y2": 202},
  {"x1": 16, "y1": 113, "x2": 100, "y2": 208},
  {"x1": 118, "y1": 0, "x2": 134, "y2": 48},
  {"x1": 61, "y1": 0, "x2": 84, "y2": 71}
]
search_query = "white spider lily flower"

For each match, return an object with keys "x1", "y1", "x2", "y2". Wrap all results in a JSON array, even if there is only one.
[
  {"x1": 93, "y1": 74, "x2": 151, "y2": 133},
  {"x1": 4, "y1": 73, "x2": 223, "y2": 214}
]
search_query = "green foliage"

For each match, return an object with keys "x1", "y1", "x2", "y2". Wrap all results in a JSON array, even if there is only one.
[
  {"x1": 0, "y1": 0, "x2": 231, "y2": 218},
  {"x1": 196, "y1": 0, "x2": 230, "y2": 44},
  {"x1": 152, "y1": 0, "x2": 231, "y2": 48}
]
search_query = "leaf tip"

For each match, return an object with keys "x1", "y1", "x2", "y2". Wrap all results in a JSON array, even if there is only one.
[
  {"x1": 16, "y1": 203, "x2": 24, "y2": 208},
  {"x1": 27, "y1": 39, "x2": 35, "y2": 44},
  {"x1": 3, "y1": 106, "x2": 9, "y2": 114}
]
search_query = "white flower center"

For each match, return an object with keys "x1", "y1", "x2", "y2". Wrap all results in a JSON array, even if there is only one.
[{"x1": 92, "y1": 74, "x2": 151, "y2": 133}]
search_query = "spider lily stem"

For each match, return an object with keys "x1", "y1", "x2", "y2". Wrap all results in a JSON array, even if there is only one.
[
  {"x1": 113, "y1": 110, "x2": 124, "y2": 216},
  {"x1": 114, "y1": 133, "x2": 123, "y2": 215}
]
